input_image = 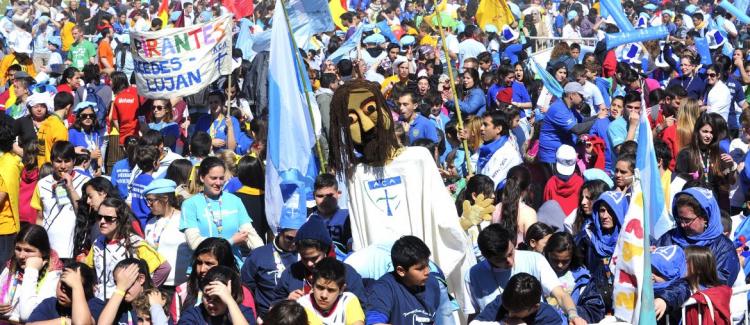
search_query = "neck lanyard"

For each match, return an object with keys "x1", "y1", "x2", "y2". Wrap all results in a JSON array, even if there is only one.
[
  {"x1": 127, "y1": 310, "x2": 133, "y2": 325},
  {"x1": 0, "y1": 269, "x2": 49, "y2": 305},
  {"x1": 152, "y1": 210, "x2": 176, "y2": 250},
  {"x1": 208, "y1": 115, "x2": 225, "y2": 139},
  {"x1": 684, "y1": 76, "x2": 694, "y2": 92},
  {"x1": 700, "y1": 150, "x2": 711, "y2": 183},
  {"x1": 204, "y1": 194, "x2": 223, "y2": 234}
]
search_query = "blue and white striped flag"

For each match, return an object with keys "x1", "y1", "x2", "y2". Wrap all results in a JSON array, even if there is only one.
[
  {"x1": 265, "y1": 0, "x2": 320, "y2": 233},
  {"x1": 327, "y1": 25, "x2": 363, "y2": 64},
  {"x1": 637, "y1": 90, "x2": 670, "y2": 239}
]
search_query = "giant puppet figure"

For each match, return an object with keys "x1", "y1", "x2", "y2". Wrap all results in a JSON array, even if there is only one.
[{"x1": 328, "y1": 79, "x2": 475, "y2": 306}]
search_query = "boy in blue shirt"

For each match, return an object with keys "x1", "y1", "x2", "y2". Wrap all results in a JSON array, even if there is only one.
[
  {"x1": 128, "y1": 146, "x2": 158, "y2": 228},
  {"x1": 474, "y1": 273, "x2": 565, "y2": 324},
  {"x1": 309, "y1": 173, "x2": 352, "y2": 255},
  {"x1": 365, "y1": 236, "x2": 441, "y2": 325},
  {"x1": 28, "y1": 263, "x2": 104, "y2": 323}
]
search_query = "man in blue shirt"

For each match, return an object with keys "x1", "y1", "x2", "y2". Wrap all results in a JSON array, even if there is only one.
[
  {"x1": 399, "y1": 92, "x2": 439, "y2": 145},
  {"x1": 539, "y1": 82, "x2": 607, "y2": 168},
  {"x1": 667, "y1": 55, "x2": 705, "y2": 100}
]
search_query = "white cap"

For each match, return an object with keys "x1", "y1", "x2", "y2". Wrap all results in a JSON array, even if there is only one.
[{"x1": 555, "y1": 145, "x2": 577, "y2": 176}]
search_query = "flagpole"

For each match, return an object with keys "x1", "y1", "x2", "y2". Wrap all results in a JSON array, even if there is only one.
[
  {"x1": 226, "y1": 17, "x2": 234, "y2": 126},
  {"x1": 279, "y1": 0, "x2": 328, "y2": 172},
  {"x1": 431, "y1": 0, "x2": 473, "y2": 175}
]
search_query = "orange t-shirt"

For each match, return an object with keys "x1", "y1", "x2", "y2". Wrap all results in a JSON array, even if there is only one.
[{"x1": 98, "y1": 38, "x2": 114, "y2": 70}]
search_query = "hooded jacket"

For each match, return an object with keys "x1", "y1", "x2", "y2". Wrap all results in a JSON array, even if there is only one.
[
  {"x1": 656, "y1": 187, "x2": 740, "y2": 285},
  {"x1": 474, "y1": 294, "x2": 564, "y2": 324},
  {"x1": 568, "y1": 267, "x2": 606, "y2": 323},
  {"x1": 543, "y1": 173, "x2": 584, "y2": 218},
  {"x1": 576, "y1": 191, "x2": 628, "y2": 288},
  {"x1": 685, "y1": 285, "x2": 732, "y2": 325}
]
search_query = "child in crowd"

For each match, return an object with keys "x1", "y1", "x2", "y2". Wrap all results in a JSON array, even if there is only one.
[
  {"x1": 310, "y1": 174, "x2": 351, "y2": 255},
  {"x1": 471, "y1": 273, "x2": 564, "y2": 324},
  {"x1": 297, "y1": 257, "x2": 365, "y2": 325}
]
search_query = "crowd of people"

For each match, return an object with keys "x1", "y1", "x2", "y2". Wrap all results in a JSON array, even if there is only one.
[{"x1": 0, "y1": 0, "x2": 747, "y2": 324}]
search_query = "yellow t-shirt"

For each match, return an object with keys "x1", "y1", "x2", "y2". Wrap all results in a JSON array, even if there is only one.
[
  {"x1": 37, "y1": 115, "x2": 69, "y2": 167},
  {"x1": 0, "y1": 153, "x2": 22, "y2": 235},
  {"x1": 61, "y1": 22, "x2": 75, "y2": 52},
  {"x1": 298, "y1": 292, "x2": 365, "y2": 325}
]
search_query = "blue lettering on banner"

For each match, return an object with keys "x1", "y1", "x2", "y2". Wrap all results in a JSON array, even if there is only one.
[
  {"x1": 145, "y1": 70, "x2": 203, "y2": 92},
  {"x1": 134, "y1": 58, "x2": 184, "y2": 75}
]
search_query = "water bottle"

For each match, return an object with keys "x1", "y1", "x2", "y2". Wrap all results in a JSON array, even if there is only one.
[{"x1": 55, "y1": 181, "x2": 70, "y2": 206}]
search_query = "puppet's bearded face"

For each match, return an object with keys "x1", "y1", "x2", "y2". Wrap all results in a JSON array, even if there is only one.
[{"x1": 347, "y1": 88, "x2": 391, "y2": 145}]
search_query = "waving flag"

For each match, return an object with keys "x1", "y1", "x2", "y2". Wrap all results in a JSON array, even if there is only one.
[
  {"x1": 265, "y1": 0, "x2": 320, "y2": 233},
  {"x1": 610, "y1": 110, "x2": 660, "y2": 324},
  {"x1": 223, "y1": 0, "x2": 254, "y2": 19},
  {"x1": 330, "y1": 0, "x2": 348, "y2": 30},
  {"x1": 327, "y1": 25, "x2": 362, "y2": 63},
  {"x1": 476, "y1": 0, "x2": 515, "y2": 31},
  {"x1": 531, "y1": 58, "x2": 563, "y2": 98},
  {"x1": 247, "y1": 0, "x2": 335, "y2": 52},
  {"x1": 157, "y1": 0, "x2": 169, "y2": 28}
]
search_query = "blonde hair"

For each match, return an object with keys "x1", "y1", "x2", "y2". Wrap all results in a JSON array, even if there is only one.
[
  {"x1": 465, "y1": 116, "x2": 483, "y2": 152},
  {"x1": 676, "y1": 98, "x2": 702, "y2": 152},
  {"x1": 219, "y1": 151, "x2": 239, "y2": 177}
]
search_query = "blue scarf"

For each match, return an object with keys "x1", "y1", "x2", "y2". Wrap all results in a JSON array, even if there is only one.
[
  {"x1": 670, "y1": 188, "x2": 723, "y2": 247},
  {"x1": 477, "y1": 136, "x2": 508, "y2": 171},
  {"x1": 589, "y1": 191, "x2": 628, "y2": 257},
  {"x1": 651, "y1": 245, "x2": 686, "y2": 291}
]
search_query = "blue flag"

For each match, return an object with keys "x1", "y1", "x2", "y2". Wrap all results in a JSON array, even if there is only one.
[
  {"x1": 249, "y1": 0, "x2": 335, "y2": 53},
  {"x1": 531, "y1": 58, "x2": 563, "y2": 99},
  {"x1": 327, "y1": 25, "x2": 363, "y2": 64},
  {"x1": 265, "y1": 0, "x2": 319, "y2": 233},
  {"x1": 376, "y1": 20, "x2": 398, "y2": 43},
  {"x1": 236, "y1": 18, "x2": 257, "y2": 61}
]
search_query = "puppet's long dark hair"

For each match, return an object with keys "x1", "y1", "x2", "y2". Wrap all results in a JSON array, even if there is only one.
[{"x1": 328, "y1": 80, "x2": 401, "y2": 178}]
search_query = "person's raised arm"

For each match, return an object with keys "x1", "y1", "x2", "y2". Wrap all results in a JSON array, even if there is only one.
[
  {"x1": 97, "y1": 264, "x2": 140, "y2": 325},
  {"x1": 204, "y1": 281, "x2": 249, "y2": 325},
  {"x1": 60, "y1": 268, "x2": 95, "y2": 325}
]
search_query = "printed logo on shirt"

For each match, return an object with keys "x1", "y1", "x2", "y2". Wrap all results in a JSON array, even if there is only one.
[
  {"x1": 403, "y1": 309, "x2": 435, "y2": 324},
  {"x1": 365, "y1": 176, "x2": 405, "y2": 217}
]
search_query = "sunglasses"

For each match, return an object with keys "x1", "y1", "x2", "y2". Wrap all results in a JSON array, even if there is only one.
[
  {"x1": 80, "y1": 113, "x2": 96, "y2": 120},
  {"x1": 707, "y1": 73, "x2": 718, "y2": 78},
  {"x1": 153, "y1": 105, "x2": 166, "y2": 111},
  {"x1": 97, "y1": 214, "x2": 118, "y2": 223}
]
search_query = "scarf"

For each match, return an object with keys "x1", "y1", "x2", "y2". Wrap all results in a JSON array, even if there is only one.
[
  {"x1": 686, "y1": 285, "x2": 732, "y2": 325},
  {"x1": 543, "y1": 173, "x2": 583, "y2": 217},
  {"x1": 477, "y1": 136, "x2": 508, "y2": 171}
]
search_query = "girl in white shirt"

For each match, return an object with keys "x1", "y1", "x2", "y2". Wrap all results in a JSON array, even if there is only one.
[
  {"x1": 0, "y1": 224, "x2": 62, "y2": 323},
  {"x1": 704, "y1": 64, "x2": 731, "y2": 122}
]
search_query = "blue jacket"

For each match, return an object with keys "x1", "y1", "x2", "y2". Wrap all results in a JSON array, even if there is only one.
[
  {"x1": 568, "y1": 267, "x2": 606, "y2": 323},
  {"x1": 271, "y1": 260, "x2": 367, "y2": 306},
  {"x1": 655, "y1": 187, "x2": 740, "y2": 286},
  {"x1": 475, "y1": 294, "x2": 564, "y2": 324},
  {"x1": 365, "y1": 272, "x2": 441, "y2": 325},
  {"x1": 654, "y1": 278, "x2": 692, "y2": 324},
  {"x1": 449, "y1": 87, "x2": 486, "y2": 116},
  {"x1": 240, "y1": 240, "x2": 298, "y2": 317},
  {"x1": 575, "y1": 191, "x2": 628, "y2": 284}
]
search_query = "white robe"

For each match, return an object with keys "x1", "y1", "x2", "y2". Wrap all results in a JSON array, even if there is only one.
[{"x1": 347, "y1": 146, "x2": 476, "y2": 310}]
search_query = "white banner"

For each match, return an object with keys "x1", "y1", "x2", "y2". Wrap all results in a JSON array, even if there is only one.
[{"x1": 130, "y1": 15, "x2": 233, "y2": 99}]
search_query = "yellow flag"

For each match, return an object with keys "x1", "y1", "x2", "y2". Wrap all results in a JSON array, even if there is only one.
[
  {"x1": 424, "y1": 0, "x2": 447, "y2": 29},
  {"x1": 329, "y1": 0, "x2": 348, "y2": 31},
  {"x1": 476, "y1": 0, "x2": 515, "y2": 30}
]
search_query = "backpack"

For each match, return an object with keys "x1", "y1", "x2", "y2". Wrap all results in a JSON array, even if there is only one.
[{"x1": 81, "y1": 84, "x2": 108, "y2": 127}]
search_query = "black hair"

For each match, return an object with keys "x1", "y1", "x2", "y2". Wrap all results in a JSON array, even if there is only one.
[
  {"x1": 184, "y1": 238, "x2": 238, "y2": 310},
  {"x1": 618, "y1": 140, "x2": 638, "y2": 157},
  {"x1": 236, "y1": 155, "x2": 264, "y2": 189},
  {"x1": 14, "y1": 224, "x2": 52, "y2": 275},
  {"x1": 50, "y1": 141, "x2": 76, "y2": 161},
  {"x1": 198, "y1": 156, "x2": 225, "y2": 177},
  {"x1": 478, "y1": 224, "x2": 514, "y2": 259},
  {"x1": 320, "y1": 73, "x2": 338, "y2": 89},
  {"x1": 654, "y1": 138, "x2": 673, "y2": 170},
  {"x1": 573, "y1": 180, "x2": 611, "y2": 233},
  {"x1": 139, "y1": 129, "x2": 164, "y2": 147},
  {"x1": 391, "y1": 235, "x2": 431, "y2": 270},
  {"x1": 75, "y1": 177, "x2": 120, "y2": 256},
  {"x1": 135, "y1": 145, "x2": 160, "y2": 172},
  {"x1": 113, "y1": 258, "x2": 153, "y2": 290},
  {"x1": 61, "y1": 67, "x2": 79, "y2": 85},
  {"x1": 82, "y1": 64, "x2": 100, "y2": 84},
  {"x1": 165, "y1": 159, "x2": 193, "y2": 186},
  {"x1": 53, "y1": 91, "x2": 74, "y2": 111},
  {"x1": 499, "y1": 165, "x2": 531, "y2": 235},
  {"x1": 61, "y1": 262, "x2": 97, "y2": 299},
  {"x1": 199, "y1": 265, "x2": 243, "y2": 304},
  {"x1": 311, "y1": 257, "x2": 347, "y2": 289},
  {"x1": 521, "y1": 222, "x2": 556, "y2": 250},
  {"x1": 502, "y1": 273, "x2": 542, "y2": 312},
  {"x1": 456, "y1": 174, "x2": 495, "y2": 215},
  {"x1": 265, "y1": 300, "x2": 309, "y2": 325},
  {"x1": 616, "y1": 154, "x2": 636, "y2": 173},
  {"x1": 543, "y1": 232, "x2": 583, "y2": 271},
  {"x1": 0, "y1": 120, "x2": 15, "y2": 152},
  {"x1": 189, "y1": 131, "x2": 212, "y2": 158},
  {"x1": 337, "y1": 59, "x2": 353, "y2": 77},
  {"x1": 483, "y1": 110, "x2": 509, "y2": 136},
  {"x1": 99, "y1": 197, "x2": 138, "y2": 251},
  {"x1": 314, "y1": 173, "x2": 338, "y2": 191},
  {"x1": 624, "y1": 91, "x2": 641, "y2": 105}
]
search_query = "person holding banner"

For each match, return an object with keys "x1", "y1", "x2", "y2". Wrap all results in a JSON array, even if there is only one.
[{"x1": 194, "y1": 92, "x2": 244, "y2": 155}]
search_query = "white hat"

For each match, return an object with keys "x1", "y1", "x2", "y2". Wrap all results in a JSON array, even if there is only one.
[
  {"x1": 500, "y1": 25, "x2": 519, "y2": 43},
  {"x1": 708, "y1": 30, "x2": 726, "y2": 50},
  {"x1": 54, "y1": 12, "x2": 66, "y2": 22},
  {"x1": 26, "y1": 92, "x2": 54, "y2": 113},
  {"x1": 556, "y1": 145, "x2": 577, "y2": 176}
]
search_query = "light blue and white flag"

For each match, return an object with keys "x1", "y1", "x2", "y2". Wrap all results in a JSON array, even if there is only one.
[
  {"x1": 252, "y1": 0, "x2": 335, "y2": 52},
  {"x1": 636, "y1": 93, "x2": 669, "y2": 238},
  {"x1": 265, "y1": 0, "x2": 320, "y2": 233},
  {"x1": 326, "y1": 25, "x2": 363, "y2": 63}
]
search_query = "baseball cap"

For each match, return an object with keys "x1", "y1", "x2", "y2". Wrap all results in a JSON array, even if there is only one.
[
  {"x1": 556, "y1": 145, "x2": 577, "y2": 176},
  {"x1": 563, "y1": 82, "x2": 585, "y2": 95}
]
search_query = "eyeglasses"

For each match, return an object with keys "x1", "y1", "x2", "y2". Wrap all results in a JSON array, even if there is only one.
[
  {"x1": 80, "y1": 113, "x2": 96, "y2": 120},
  {"x1": 145, "y1": 197, "x2": 160, "y2": 205},
  {"x1": 676, "y1": 216, "x2": 699, "y2": 226},
  {"x1": 707, "y1": 73, "x2": 718, "y2": 78},
  {"x1": 153, "y1": 105, "x2": 166, "y2": 111},
  {"x1": 97, "y1": 214, "x2": 118, "y2": 223}
]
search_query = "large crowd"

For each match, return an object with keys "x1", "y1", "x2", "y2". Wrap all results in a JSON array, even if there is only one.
[{"x1": 0, "y1": 0, "x2": 747, "y2": 324}]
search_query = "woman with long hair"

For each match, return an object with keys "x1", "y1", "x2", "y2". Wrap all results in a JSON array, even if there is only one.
[
  {"x1": 19, "y1": 139, "x2": 39, "y2": 224},
  {"x1": 95, "y1": 258, "x2": 156, "y2": 324},
  {"x1": 234, "y1": 156, "x2": 269, "y2": 242},
  {"x1": 492, "y1": 165, "x2": 537, "y2": 242},
  {"x1": 519, "y1": 222, "x2": 556, "y2": 253},
  {"x1": 68, "y1": 102, "x2": 106, "y2": 175},
  {"x1": 447, "y1": 68, "x2": 486, "y2": 116},
  {"x1": 0, "y1": 224, "x2": 63, "y2": 322},
  {"x1": 177, "y1": 266, "x2": 254, "y2": 324},
  {"x1": 56, "y1": 67, "x2": 80, "y2": 94},
  {"x1": 675, "y1": 115, "x2": 736, "y2": 210},
  {"x1": 179, "y1": 157, "x2": 264, "y2": 257},
  {"x1": 572, "y1": 180, "x2": 611, "y2": 235},
  {"x1": 675, "y1": 98, "x2": 702, "y2": 153},
  {"x1": 537, "y1": 63, "x2": 568, "y2": 113},
  {"x1": 165, "y1": 159, "x2": 194, "y2": 202},
  {"x1": 148, "y1": 98, "x2": 180, "y2": 152},
  {"x1": 171, "y1": 238, "x2": 256, "y2": 322},
  {"x1": 84, "y1": 197, "x2": 170, "y2": 301},
  {"x1": 143, "y1": 179, "x2": 191, "y2": 294}
]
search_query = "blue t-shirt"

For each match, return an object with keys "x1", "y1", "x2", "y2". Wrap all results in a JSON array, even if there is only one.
[
  {"x1": 539, "y1": 100, "x2": 577, "y2": 163},
  {"x1": 68, "y1": 128, "x2": 104, "y2": 150},
  {"x1": 27, "y1": 297, "x2": 105, "y2": 322},
  {"x1": 110, "y1": 158, "x2": 131, "y2": 199},
  {"x1": 88, "y1": 302, "x2": 137, "y2": 325},
  {"x1": 129, "y1": 173, "x2": 153, "y2": 228},
  {"x1": 194, "y1": 115, "x2": 252, "y2": 154},
  {"x1": 407, "y1": 114, "x2": 439, "y2": 145},
  {"x1": 511, "y1": 81, "x2": 531, "y2": 106},
  {"x1": 179, "y1": 192, "x2": 253, "y2": 241},
  {"x1": 224, "y1": 177, "x2": 242, "y2": 193},
  {"x1": 178, "y1": 305, "x2": 256, "y2": 324},
  {"x1": 365, "y1": 272, "x2": 441, "y2": 325}
]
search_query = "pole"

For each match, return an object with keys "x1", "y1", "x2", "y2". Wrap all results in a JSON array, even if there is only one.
[
  {"x1": 431, "y1": 0, "x2": 473, "y2": 175},
  {"x1": 226, "y1": 16, "x2": 234, "y2": 120},
  {"x1": 279, "y1": 0, "x2": 328, "y2": 172}
]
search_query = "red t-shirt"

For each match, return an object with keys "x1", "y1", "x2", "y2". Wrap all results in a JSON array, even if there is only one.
[
  {"x1": 56, "y1": 83, "x2": 73, "y2": 94},
  {"x1": 111, "y1": 86, "x2": 141, "y2": 145}
]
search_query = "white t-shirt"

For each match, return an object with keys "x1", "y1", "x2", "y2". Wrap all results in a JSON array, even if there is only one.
[
  {"x1": 144, "y1": 211, "x2": 192, "y2": 286},
  {"x1": 562, "y1": 24, "x2": 582, "y2": 44},
  {"x1": 462, "y1": 250, "x2": 561, "y2": 314},
  {"x1": 707, "y1": 80, "x2": 732, "y2": 122},
  {"x1": 34, "y1": 173, "x2": 90, "y2": 259},
  {"x1": 458, "y1": 38, "x2": 486, "y2": 70},
  {"x1": 581, "y1": 80, "x2": 604, "y2": 114}
]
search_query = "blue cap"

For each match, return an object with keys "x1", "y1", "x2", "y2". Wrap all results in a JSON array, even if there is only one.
[
  {"x1": 567, "y1": 10, "x2": 578, "y2": 22},
  {"x1": 643, "y1": 3, "x2": 657, "y2": 10},
  {"x1": 484, "y1": 24, "x2": 498, "y2": 33},
  {"x1": 583, "y1": 168, "x2": 614, "y2": 189},
  {"x1": 685, "y1": 4, "x2": 698, "y2": 14},
  {"x1": 74, "y1": 101, "x2": 97, "y2": 113},
  {"x1": 47, "y1": 35, "x2": 61, "y2": 48},
  {"x1": 363, "y1": 33, "x2": 386, "y2": 44},
  {"x1": 400, "y1": 35, "x2": 416, "y2": 47},
  {"x1": 143, "y1": 179, "x2": 177, "y2": 195}
]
